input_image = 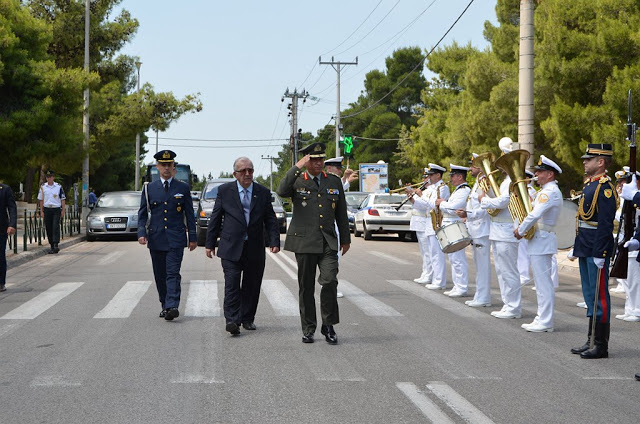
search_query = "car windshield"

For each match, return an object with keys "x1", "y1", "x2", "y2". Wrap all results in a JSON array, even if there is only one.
[
  {"x1": 371, "y1": 195, "x2": 405, "y2": 205},
  {"x1": 204, "y1": 185, "x2": 222, "y2": 200},
  {"x1": 96, "y1": 193, "x2": 140, "y2": 208},
  {"x1": 345, "y1": 193, "x2": 368, "y2": 208}
]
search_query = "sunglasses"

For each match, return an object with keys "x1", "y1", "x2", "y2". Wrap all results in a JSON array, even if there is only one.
[{"x1": 235, "y1": 168, "x2": 254, "y2": 174}]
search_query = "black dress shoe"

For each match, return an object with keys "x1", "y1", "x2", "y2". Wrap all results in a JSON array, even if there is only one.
[
  {"x1": 226, "y1": 322, "x2": 240, "y2": 335},
  {"x1": 242, "y1": 322, "x2": 256, "y2": 331},
  {"x1": 635, "y1": 372, "x2": 640, "y2": 381},
  {"x1": 159, "y1": 309, "x2": 168, "y2": 318},
  {"x1": 0, "y1": 284, "x2": 6, "y2": 292},
  {"x1": 164, "y1": 308, "x2": 179, "y2": 321},
  {"x1": 302, "y1": 333, "x2": 314, "y2": 343},
  {"x1": 320, "y1": 325, "x2": 338, "y2": 345}
]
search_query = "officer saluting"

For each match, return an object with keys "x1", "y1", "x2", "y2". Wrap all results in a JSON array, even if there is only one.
[
  {"x1": 570, "y1": 143, "x2": 618, "y2": 358},
  {"x1": 277, "y1": 142, "x2": 350, "y2": 344},
  {"x1": 138, "y1": 150, "x2": 197, "y2": 321}
]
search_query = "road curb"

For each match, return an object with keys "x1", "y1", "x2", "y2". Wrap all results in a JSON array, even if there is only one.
[{"x1": 6, "y1": 235, "x2": 87, "y2": 268}]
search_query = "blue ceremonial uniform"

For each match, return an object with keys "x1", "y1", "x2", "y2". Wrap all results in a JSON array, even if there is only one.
[
  {"x1": 138, "y1": 178, "x2": 196, "y2": 310},
  {"x1": 574, "y1": 173, "x2": 617, "y2": 323}
]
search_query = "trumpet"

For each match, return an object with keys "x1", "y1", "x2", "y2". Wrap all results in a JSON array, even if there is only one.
[
  {"x1": 395, "y1": 180, "x2": 429, "y2": 211},
  {"x1": 389, "y1": 181, "x2": 424, "y2": 193}
]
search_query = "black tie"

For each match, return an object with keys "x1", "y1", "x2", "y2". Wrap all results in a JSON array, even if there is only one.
[
  {"x1": 164, "y1": 180, "x2": 169, "y2": 193},
  {"x1": 313, "y1": 176, "x2": 319, "y2": 187}
]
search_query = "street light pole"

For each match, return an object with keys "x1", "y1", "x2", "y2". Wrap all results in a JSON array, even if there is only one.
[
  {"x1": 134, "y1": 60, "x2": 142, "y2": 191},
  {"x1": 82, "y1": 0, "x2": 90, "y2": 222}
]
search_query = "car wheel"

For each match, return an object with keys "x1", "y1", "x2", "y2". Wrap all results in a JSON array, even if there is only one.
[
  {"x1": 410, "y1": 231, "x2": 418, "y2": 242},
  {"x1": 363, "y1": 223, "x2": 372, "y2": 240},
  {"x1": 197, "y1": 227, "x2": 207, "y2": 246},
  {"x1": 397, "y1": 231, "x2": 406, "y2": 241},
  {"x1": 86, "y1": 233, "x2": 96, "y2": 242},
  {"x1": 354, "y1": 222, "x2": 362, "y2": 237}
]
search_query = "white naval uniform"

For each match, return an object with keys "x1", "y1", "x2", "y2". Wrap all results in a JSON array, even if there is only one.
[
  {"x1": 517, "y1": 181, "x2": 562, "y2": 328},
  {"x1": 481, "y1": 177, "x2": 521, "y2": 315},
  {"x1": 466, "y1": 178, "x2": 492, "y2": 303},
  {"x1": 439, "y1": 183, "x2": 471, "y2": 293},
  {"x1": 623, "y1": 209, "x2": 640, "y2": 319},
  {"x1": 421, "y1": 181, "x2": 450, "y2": 287},
  {"x1": 517, "y1": 184, "x2": 538, "y2": 287},
  {"x1": 410, "y1": 188, "x2": 432, "y2": 282}
]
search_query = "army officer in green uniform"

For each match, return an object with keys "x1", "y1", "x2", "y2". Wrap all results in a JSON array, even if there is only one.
[{"x1": 277, "y1": 142, "x2": 351, "y2": 345}]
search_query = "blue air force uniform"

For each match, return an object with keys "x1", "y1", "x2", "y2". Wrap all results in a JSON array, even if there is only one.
[
  {"x1": 138, "y1": 150, "x2": 196, "y2": 318},
  {"x1": 571, "y1": 143, "x2": 618, "y2": 359}
]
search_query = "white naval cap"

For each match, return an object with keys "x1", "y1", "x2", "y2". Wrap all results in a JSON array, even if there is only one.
[
  {"x1": 534, "y1": 155, "x2": 562, "y2": 174},
  {"x1": 468, "y1": 153, "x2": 479, "y2": 164},
  {"x1": 324, "y1": 156, "x2": 344, "y2": 166},
  {"x1": 449, "y1": 164, "x2": 470, "y2": 174},
  {"x1": 615, "y1": 166, "x2": 631, "y2": 180},
  {"x1": 426, "y1": 163, "x2": 446, "y2": 174},
  {"x1": 525, "y1": 169, "x2": 534, "y2": 178},
  {"x1": 498, "y1": 137, "x2": 513, "y2": 154}
]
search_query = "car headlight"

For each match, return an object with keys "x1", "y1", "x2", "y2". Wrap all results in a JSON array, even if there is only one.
[
  {"x1": 199, "y1": 207, "x2": 213, "y2": 218},
  {"x1": 130, "y1": 215, "x2": 138, "y2": 223},
  {"x1": 87, "y1": 216, "x2": 101, "y2": 223},
  {"x1": 276, "y1": 212, "x2": 285, "y2": 219}
]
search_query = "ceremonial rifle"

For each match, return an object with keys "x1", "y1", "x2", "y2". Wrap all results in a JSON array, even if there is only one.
[{"x1": 610, "y1": 90, "x2": 637, "y2": 278}]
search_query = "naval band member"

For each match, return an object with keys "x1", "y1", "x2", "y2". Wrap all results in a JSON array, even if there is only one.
[
  {"x1": 138, "y1": 150, "x2": 197, "y2": 321},
  {"x1": 277, "y1": 143, "x2": 350, "y2": 345},
  {"x1": 570, "y1": 143, "x2": 617, "y2": 359}
]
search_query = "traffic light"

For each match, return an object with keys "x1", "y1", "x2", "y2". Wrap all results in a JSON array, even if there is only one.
[{"x1": 343, "y1": 134, "x2": 354, "y2": 158}]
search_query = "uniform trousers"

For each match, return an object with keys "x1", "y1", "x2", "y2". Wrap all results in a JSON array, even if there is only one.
[
  {"x1": 43, "y1": 207, "x2": 61, "y2": 244},
  {"x1": 427, "y1": 235, "x2": 446, "y2": 287},
  {"x1": 471, "y1": 236, "x2": 491, "y2": 303},
  {"x1": 551, "y1": 254, "x2": 559, "y2": 288},
  {"x1": 530, "y1": 254, "x2": 555, "y2": 327},
  {"x1": 0, "y1": 233, "x2": 7, "y2": 285},
  {"x1": 150, "y1": 247, "x2": 184, "y2": 309},
  {"x1": 221, "y1": 242, "x2": 265, "y2": 326},
  {"x1": 578, "y1": 257, "x2": 611, "y2": 323},
  {"x1": 624, "y1": 255, "x2": 640, "y2": 317},
  {"x1": 492, "y1": 240, "x2": 521, "y2": 314},
  {"x1": 518, "y1": 239, "x2": 531, "y2": 286},
  {"x1": 295, "y1": 239, "x2": 339, "y2": 334},
  {"x1": 416, "y1": 230, "x2": 432, "y2": 281},
  {"x1": 448, "y1": 249, "x2": 468, "y2": 292}
]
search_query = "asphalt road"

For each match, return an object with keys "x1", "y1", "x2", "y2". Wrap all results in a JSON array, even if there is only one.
[{"x1": 0, "y1": 234, "x2": 638, "y2": 423}]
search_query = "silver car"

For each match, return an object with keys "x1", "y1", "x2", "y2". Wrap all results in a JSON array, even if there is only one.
[
  {"x1": 353, "y1": 193, "x2": 414, "y2": 240},
  {"x1": 86, "y1": 191, "x2": 142, "y2": 241}
]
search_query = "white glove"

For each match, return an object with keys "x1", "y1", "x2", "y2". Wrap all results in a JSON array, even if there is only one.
[
  {"x1": 567, "y1": 248, "x2": 577, "y2": 261},
  {"x1": 593, "y1": 258, "x2": 605, "y2": 269},
  {"x1": 624, "y1": 238, "x2": 640, "y2": 251},
  {"x1": 621, "y1": 174, "x2": 638, "y2": 201}
]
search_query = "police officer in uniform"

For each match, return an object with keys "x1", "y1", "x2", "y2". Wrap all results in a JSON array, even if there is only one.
[
  {"x1": 514, "y1": 156, "x2": 563, "y2": 332},
  {"x1": 277, "y1": 143, "x2": 350, "y2": 344},
  {"x1": 570, "y1": 143, "x2": 617, "y2": 358},
  {"x1": 138, "y1": 150, "x2": 197, "y2": 321},
  {"x1": 37, "y1": 170, "x2": 66, "y2": 254}
]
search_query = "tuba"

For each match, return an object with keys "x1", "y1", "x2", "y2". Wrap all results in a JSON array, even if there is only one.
[
  {"x1": 494, "y1": 149, "x2": 536, "y2": 240},
  {"x1": 472, "y1": 152, "x2": 501, "y2": 217}
]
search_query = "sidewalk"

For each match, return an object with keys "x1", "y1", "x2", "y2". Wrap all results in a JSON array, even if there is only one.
[{"x1": 5, "y1": 227, "x2": 86, "y2": 268}]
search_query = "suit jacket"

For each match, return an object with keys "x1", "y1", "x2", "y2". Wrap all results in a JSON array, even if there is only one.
[
  {"x1": 0, "y1": 184, "x2": 17, "y2": 232},
  {"x1": 277, "y1": 166, "x2": 350, "y2": 254},
  {"x1": 137, "y1": 179, "x2": 197, "y2": 251},
  {"x1": 206, "y1": 181, "x2": 280, "y2": 262}
]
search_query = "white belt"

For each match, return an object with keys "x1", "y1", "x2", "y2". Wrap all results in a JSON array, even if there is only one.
[
  {"x1": 538, "y1": 223, "x2": 555, "y2": 233},
  {"x1": 578, "y1": 220, "x2": 597, "y2": 230},
  {"x1": 411, "y1": 210, "x2": 427, "y2": 217},
  {"x1": 491, "y1": 216, "x2": 512, "y2": 224}
]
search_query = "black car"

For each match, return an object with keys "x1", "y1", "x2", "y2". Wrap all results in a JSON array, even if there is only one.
[
  {"x1": 344, "y1": 191, "x2": 369, "y2": 232},
  {"x1": 195, "y1": 178, "x2": 235, "y2": 246},
  {"x1": 271, "y1": 192, "x2": 288, "y2": 234}
]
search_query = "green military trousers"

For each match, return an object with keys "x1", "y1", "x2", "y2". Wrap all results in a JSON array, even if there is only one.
[{"x1": 295, "y1": 239, "x2": 339, "y2": 334}]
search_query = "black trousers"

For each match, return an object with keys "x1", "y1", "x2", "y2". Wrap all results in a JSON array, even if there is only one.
[
  {"x1": 43, "y1": 207, "x2": 61, "y2": 244},
  {"x1": 221, "y1": 242, "x2": 265, "y2": 325},
  {"x1": 0, "y1": 233, "x2": 7, "y2": 284}
]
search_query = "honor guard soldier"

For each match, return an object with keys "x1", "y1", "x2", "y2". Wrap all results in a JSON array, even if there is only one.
[
  {"x1": 436, "y1": 164, "x2": 471, "y2": 297},
  {"x1": 138, "y1": 150, "x2": 197, "y2": 321},
  {"x1": 409, "y1": 169, "x2": 432, "y2": 284},
  {"x1": 37, "y1": 170, "x2": 66, "y2": 254},
  {"x1": 514, "y1": 156, "x2": 563, "y2": 332},
  {"x1": 277, "y1": 143, "x2": 350, "y2": 344},
  {"x1": 570, "y1": 143, "x2": 617, "y2": 358},
  {"x1": 617, "y1": 171, "x2": 640, "y2": 322}
]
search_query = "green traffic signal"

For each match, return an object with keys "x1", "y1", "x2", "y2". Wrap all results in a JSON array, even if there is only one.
[{"x1": 343, "y1": 134, "x2": 354, "y2": 155}]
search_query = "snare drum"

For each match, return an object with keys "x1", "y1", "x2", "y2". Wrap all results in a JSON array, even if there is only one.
[{"x1": 436, "y1": 221, "x2": 472, "y2": 253}]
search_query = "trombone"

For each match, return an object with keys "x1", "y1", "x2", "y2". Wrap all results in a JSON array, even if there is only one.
[{"x1": 389, "y1": 182, "x2": 424, "y2": 193}]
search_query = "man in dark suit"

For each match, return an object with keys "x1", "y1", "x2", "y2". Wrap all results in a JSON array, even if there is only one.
[
  {"x1": 0, "y1": 183, "x2": 17, "y2": 292},
  {"x1": 138, "y1": 150, "x2": 197, "y2": 321},
  {"x1": 205, "y1": 157, "x2": 280, "y2": 335},
  {"x1": 277, "y1": 143, "x2": 350, "y2": 345}
]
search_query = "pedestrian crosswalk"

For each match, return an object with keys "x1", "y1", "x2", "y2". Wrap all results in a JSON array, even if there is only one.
[{"x1": 0, "y1": 282, "x2": 83, "y2": 320}]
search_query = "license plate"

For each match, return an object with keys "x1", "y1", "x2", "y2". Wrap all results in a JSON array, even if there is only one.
[
  {"x1": 386, "y1": 211, "x2": 403, "y2": 216},
  {"x1": 106, "y1": 223, "x2": 126, "y2": 229}
]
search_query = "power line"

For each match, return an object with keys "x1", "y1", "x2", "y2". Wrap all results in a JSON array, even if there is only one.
[
  {"x1": 341, "y1": 0, "x2": 476, "y2": 121},
  {"x1": 152, "y1": 137, "x2": 288, "y2": 142},
  {"x1": 320, "y1": 0, "x2": 384, "y2": 56},
  {"x1": 156, "y1": 143, "x2": 287, "y2": 149}
]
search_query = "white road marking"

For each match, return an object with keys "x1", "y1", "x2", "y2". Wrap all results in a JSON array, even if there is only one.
[
  {"x1": 396, "y1": 382, "x2": 455, "y2": 424},
  {"x1": 370, "y1": 250, "x2": 412, "y2": 265},
  {"x1": 339, "y1": 279, "x2": 402, "y2": 316},
  {"x1": 31, "y1": 375, "x2": 81, "y2": 387},
  {"x1": 170, "y1": 372, "x2": 224, "y2": 384},
  {"x1": 278, "y1": 252, "x2": 299, "y2": 269},
  {"x1": 268, "y1": 251, "x2": 298, "y2": 280},
  {"x1": 0, "y1": 323, "x2": 21, "y2": 339},
  {"x1": 425, "y1": 381, "x2": 496, "y2": 424},
  {"x1": 96, "y1": 250, "x2": 126, "y2": 265},
  {"x1": 184, "y1": 280, "x2": 221, "y2": 317},
  {"x1": 0, "y1": 282, "x2": 83, "y2": 320},
  {"x1": 94, "y1": 281, "x2": 152, "y2": 319},
  {"x1": 388, "y1": 280, "x2": 477, "y2": 318},
  {"x1": 261, "y1": 280, "x2": 299, "y2": 316}
]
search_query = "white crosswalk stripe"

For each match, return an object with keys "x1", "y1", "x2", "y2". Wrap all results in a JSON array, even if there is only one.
[
  {"x1": 0, "y1": 282, "x2": 83, "y2": 320},
  {"x1": 370, "y1": 250, "x2": 412, "y2": 265},
  {"x1": 184, "y1": 280, "x2": 221, "y2": 317},
  {"x1": 339, "y1": 279, "x2": 403, "y2": 316},
  {"x1": 96, "y1": 251, "x2": 126, "y2": 265},
  {"x1": 261, "y1": 280, "x2": 299, "y2": 316},
  {"x1": 396, "y1": 382, "x2": 455, "y2": 423},
  {"x1": 94, "y1": 281, "x2": 152, "y2": 319},
  {"x1": 267, "y1": 251, "x2": 298, "y2": 279}
]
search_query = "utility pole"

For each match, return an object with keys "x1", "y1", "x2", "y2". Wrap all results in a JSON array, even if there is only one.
[
  {"x1": 134, "y1": 61, "x2": 142, "y2": 191},
  {"x1": 282, "y1": 88, "x2": 308, "y2": 166},
  {"x1": 82, "y1": 0, "x2": 90, "y2": 222},
  {"x1": 319, "y1": 56, "x2": 358, "y2": 156},
  {"x1": 518, "y1": 0, "x2": 535, "y2": 166},
  {"x1": 261, "y1": 155, "x2": 277, "y2": 192}
]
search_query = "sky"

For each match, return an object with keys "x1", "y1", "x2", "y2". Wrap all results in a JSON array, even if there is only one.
[{"x1": 116, "y1": 0, "x2": 498, "y2": 180}]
